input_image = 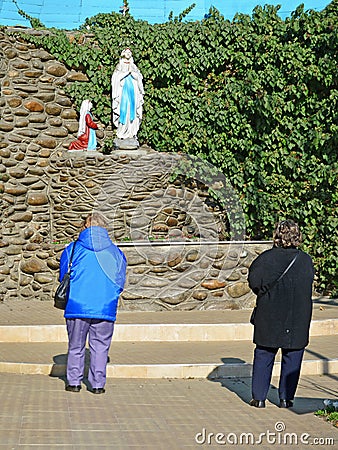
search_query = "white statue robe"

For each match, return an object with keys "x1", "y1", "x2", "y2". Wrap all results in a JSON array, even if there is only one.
[{"x1": 111, "y1": 62, "x2": 144, "y2": 139}]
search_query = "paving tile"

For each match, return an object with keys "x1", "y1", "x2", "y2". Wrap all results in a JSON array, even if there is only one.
[
  {"x1": 0, "y1": 298, "x2": 336, "y2": 326},
  {"x1": 0, "y1": 298, "x2": 336, "y2": 447},
  {"x1": 0, "y1": 430, "x2": 20, "y2": 445},
  {"x1": 0, "y1": 335, "x2": 336, "y2": 367},
  {"x1": 0, "y1": 373, "x2": 337, "y2": 448},
  {"x1": 21, "y1": 411, "x2": 71, "y2": 430},
  {"x1": 0, "y1": 416, "x2": 22, "y2": 430},
  {"x1": 19, "y1": 430, "x2": 75, "y2": 445},
  {"x1": 14, "y1": 447, "x2": 73, "y2": 449}
]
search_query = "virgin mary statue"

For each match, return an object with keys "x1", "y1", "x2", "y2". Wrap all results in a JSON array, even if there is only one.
[{"x1": 111, "y1": 48, "x2": 144, "y2": 149}]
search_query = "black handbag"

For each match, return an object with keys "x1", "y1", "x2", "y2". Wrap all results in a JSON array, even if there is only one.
[
  {"x1": 250, "y1": 250, "x2": 299, "y2": 325},
  {"x1": 54, "y1": 241, "x2": 77, "y2": 310}
]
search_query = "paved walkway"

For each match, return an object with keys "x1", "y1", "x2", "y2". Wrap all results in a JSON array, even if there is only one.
[
  {"x1": 0, "y1": 373, "x2": 337, "y2": 448},
  {"x1": 0, "y1": 297, "x2": 337, "y2": 448},
  {"x1": 0, "y1": 296, "x2": 337, "y2": 326}
]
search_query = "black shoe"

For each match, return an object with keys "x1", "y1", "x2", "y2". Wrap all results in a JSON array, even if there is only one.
[
  {"x1": 65, "y1": 385, "x2": 81, "y2": 392},
  {"x1": 249, "y1": 399, "x2": 265, "y2": 408},
  {"x1": 92, "y1": 388, "x2": 105, "y2": 394},
  {"x1": 279, "y1": 399, "x2": 293, "y2": 408}
]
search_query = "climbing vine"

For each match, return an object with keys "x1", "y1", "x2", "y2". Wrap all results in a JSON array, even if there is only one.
[{"x1": 9, "y1": 1, "x2": 338, "y2": 294}]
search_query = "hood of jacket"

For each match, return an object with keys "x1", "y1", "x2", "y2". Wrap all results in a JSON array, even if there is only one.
[{"x1": 77, "y1": 226, "x2": 112, "y2": 252}]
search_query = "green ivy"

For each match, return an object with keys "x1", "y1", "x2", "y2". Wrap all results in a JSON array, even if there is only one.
[
  {"x1": 11, "y1": 1, "x2": 338, "y2": 294},
  {"x1": 12, "y1": 0, "x2": 45, "y2": 29}
]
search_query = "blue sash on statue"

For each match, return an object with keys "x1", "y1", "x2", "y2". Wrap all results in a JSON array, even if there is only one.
[
  {"x1": 87, "y1": 113, "x2": 97, "y2": 150},
  {"x1": 120, "y1": 75, "x2": 135, "y2": 124}
]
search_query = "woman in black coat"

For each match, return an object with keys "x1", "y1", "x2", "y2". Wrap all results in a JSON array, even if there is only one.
[{"x1": 248, "y1": 219, "x2": 314, "y2": 408}]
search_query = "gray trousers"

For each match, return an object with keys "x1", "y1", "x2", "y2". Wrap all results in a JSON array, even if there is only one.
[{"x1": 66, "y1": 318, "x2": 115, "y2": 388}]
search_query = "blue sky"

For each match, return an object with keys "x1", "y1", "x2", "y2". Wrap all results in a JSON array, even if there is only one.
[{"x1": 0, "y1": 1, "x2": 331, "y2": 29}]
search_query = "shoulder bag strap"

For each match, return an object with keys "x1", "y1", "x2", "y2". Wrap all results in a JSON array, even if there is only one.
[
  {"x1": 265, "y1": 250, "x2": 300, "y2": 293},
  {"x1": 67, "y1": 240, "x2": 78, "y2": 274}
]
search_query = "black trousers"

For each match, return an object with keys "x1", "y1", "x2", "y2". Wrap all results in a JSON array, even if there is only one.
[{"x1": 252, "y1": 345, "x2": 305, "y2": 401}]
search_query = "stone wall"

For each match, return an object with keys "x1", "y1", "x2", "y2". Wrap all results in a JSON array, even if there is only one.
[
  {"x1": 0, "y1": 28, "x2": 97, "y2": 151},
  {"x1": 0, "y1": 28, "x2": 270, "y2": 310},
  {"x1": 121, "y1": 241, "x2": 271, "y2": 310}
]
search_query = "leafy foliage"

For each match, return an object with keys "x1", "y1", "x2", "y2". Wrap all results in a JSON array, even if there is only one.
[
  {"x1": 13, "y1": 1, "x2": 338, "y2": 293},
  {"x1": 12, "y1": 0, "x2": 45, "y2": 29},
  {"x1": 315, "y1": 402, "x2": 338, "y2": 428}
]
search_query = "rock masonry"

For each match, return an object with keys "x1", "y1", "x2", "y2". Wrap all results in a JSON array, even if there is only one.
[{"x1": 0, "y1": 28, "x2": 270, "y2": 310}]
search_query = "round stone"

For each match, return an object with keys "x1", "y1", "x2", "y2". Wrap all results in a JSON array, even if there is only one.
[
  {"x1": 0, "y1": 122, "x2": 14, "y2": 132},
  {"x1": 65, "y1": 122, "x2": 79, "y2": 133},
  {"x1": 201, "y1": 279, "x2": 226, "y2": 290},
  {"x1": 33, "y1": 50, "x2": 54, "y2": 61},
  {"x1": 21, "y1": 258, "x2": 45, "y2": 274},
  {"x1": 9, "y1": 168, "x2": 26, "y2": 179},
  {"x1": 23, "y1": 100, "x2": 44, "y2": 112},
  {"x1": 7, "y1": 97, "x2": 22, "y2": 107},
  {"x1": 5, "y1": 245, "x2": 22, "y2": 255},
  {"x1": 34, "y1": 273, "x2": 54, "y2": 283},
  {"x1": 4, "y1": 184, "x2": 28, "y2": 196},
  {"x1": 35, "y1": 138, "x2": 56, "y2": 149},
  {"x1": 19, "y1": 275, "x2": 32, "y2": 287},
  {"x1": 10, "y1": 211, "x2": 33, "y2": 222},
  {"x1": 26, "y1": 192, "x2": 48, "y2": 206},
  {"x1": 45, "y1": 104, "x2": 62, "y2": 115},
  {"x1": 24, "y1": 70, "x2": 42, "y2": 78},
  {"x1": 0, "y1": 148, "x2": 11, "y2": 157},
  {"x1": 16, "y1": 118, "x2": 30, "y2": 128},
  {"x1": 148, "y1": 255, "x2": 165, "y2": 266},
  {"x1": 14, "y1": 108, "x2": 29, "y2": 117},
  {"x1": 0, "y1": 266, "x2": 10, "y2": 275},
  {"x1": 4, "y1": 48, "x2": 17, "y2": 59},
  {"x1": 67, "y1": 72, "x2": 89, "y2": 82},
  {"x1": 35, "y1": 92, "x2": 55, "y2": 102},
  {"x1": 24, "y1": 228, "x2": 35, "y2": 239},
  {"x1": 46, "y1": 64, "x2": 67, "y2": 77},
  {"x1": 186, "y1": 250, "x2": 199, "y2": 262},
  {"x1": 227, "y1": 282, "x2": 250, "y2": 298},
  {"x1": 47, "y1": 259, "x2": 60, "y2": 270},
  {"x1": 48, "y1": 117, "x2": 62, "y2": 127},
  {"x1": 40, "y1": 149, "x2": 51, "y2": 158},
  {"x1": 226, "y1": 271, "x2": 241, "y2": 281},
  {"x1": 192, "y1": 291, "x2": 208, "y2": 301},
  {"x1": 167, "y1": 217, "x2": 178, "y2": 227},
  {"x1": 55, "y1": 95, "x2": 72, "y2": 107},
  {"x1": 61, "y1": 109, "x2": 77, "y2": 119},
  {"x1": 46, "y1": 127, "x2": 68, "y2": 137},
  {"x1": 167, "y1": 252, "x2": 182, "y2": 267}
]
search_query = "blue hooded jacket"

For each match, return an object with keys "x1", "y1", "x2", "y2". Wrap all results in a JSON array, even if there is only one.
[{"x1": 59, "y1": 226, "x2": 127, "y2": 321}]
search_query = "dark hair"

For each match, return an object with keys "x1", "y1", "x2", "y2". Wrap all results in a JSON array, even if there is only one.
[{"x1": 273, "y1": 219, "x2": 302, "y2": 248}]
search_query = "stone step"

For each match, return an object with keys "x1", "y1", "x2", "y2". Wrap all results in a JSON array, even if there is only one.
[
  {"x1": 1, "y1": 299, "x2": 336, "y2": 327},
  {"x1": 0, "y1": 318, "x2": 337, "y2": 343},
  {"x1": 0, "y1": 335, "x2": 336, "y2": 379}
]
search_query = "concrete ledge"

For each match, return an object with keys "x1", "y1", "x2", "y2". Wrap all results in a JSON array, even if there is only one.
[
  {"x1": 0, "y1": 325, "x2": 68, "y2": 343},
  {"x1": 0, "y1": 358, "x2": 337, "y2": 378},
  {"x1": 0, "y1": 362, "x2": 52, "y2": 376},
  {"x1": 309, "y1": 318, "x2": 338, "y2": 336},
  {"x1": 0, "y1": 319, "x2": 337, "y2": 343},
  {"x1": 113, "y1": 323, "x2": 254, "y2": 342}
]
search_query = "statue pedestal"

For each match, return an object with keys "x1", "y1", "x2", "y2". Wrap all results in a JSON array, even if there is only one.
[{"x1": 114, "y1": 137, "x2": 139, "y2": 150}]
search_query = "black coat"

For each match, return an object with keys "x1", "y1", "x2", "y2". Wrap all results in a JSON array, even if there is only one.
[{"x1": 248, "y1": 246, "x2": 314, "y2": 349}]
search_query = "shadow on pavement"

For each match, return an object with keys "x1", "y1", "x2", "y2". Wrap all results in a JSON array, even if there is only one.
[{"x1": 207, "y1": 357, "x2": 336, "y2": 415}]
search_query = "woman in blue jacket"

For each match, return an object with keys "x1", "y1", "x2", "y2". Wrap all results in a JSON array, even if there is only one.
[{"x1": 59, "y1": 213, "x2": 127, "y2": 394}]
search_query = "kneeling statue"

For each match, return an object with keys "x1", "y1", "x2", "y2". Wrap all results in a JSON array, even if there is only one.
[{"x1": 69, "y1": 100, "x2": 99, "y2": 151}]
